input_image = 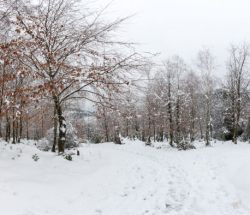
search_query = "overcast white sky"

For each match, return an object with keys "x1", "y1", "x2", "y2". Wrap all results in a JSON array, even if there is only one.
[{"x1": 94, "y1": 0, "x2": 250, "y2": 77}]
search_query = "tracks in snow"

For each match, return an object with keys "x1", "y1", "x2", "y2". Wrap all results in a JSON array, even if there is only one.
[{"x1": 101, "y1": 144, "x2": 250, "y2": 215}]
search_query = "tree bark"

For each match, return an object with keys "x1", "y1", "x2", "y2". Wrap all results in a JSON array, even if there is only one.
[
  {"x1": 52, "y1": 107, "x2": 58, "y2": 152},
  {"x1": 205, "y1": 97, "x2": 211, "y2": 146},
  {"x1": 18, "y1": 116, "x2": 22, "y2": 143},
  {"x1": 54, "y1": 96, "x2": 66, "y2": 153},
  {"x1": 5, "y1": 113, "x2": 10, "y2": 142},
  {"x1": 167, "y1": 74, "x2": 174, "y2": 147},
  {"x1": 176, "y1": 95, "x2": 181, "y2": 145},
  {"x1": 26, "y1": 117, "x2": 29, "y2": 140},
  {"x1": 12, "y1": 108, "x2": 16, "y2": 144},
  {"x1": 104, "y1": 112, "x2": 109, "y2": 142}
]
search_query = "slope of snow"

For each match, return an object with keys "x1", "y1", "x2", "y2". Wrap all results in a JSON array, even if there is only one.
[{"x1": 0, "y1": 139, "x2": 250, "y2": 215}]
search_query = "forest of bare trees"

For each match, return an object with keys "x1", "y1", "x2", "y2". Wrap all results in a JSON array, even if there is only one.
[
  {"x1": 1, "y1": 0, "x2": 250, "y2": 152},
  {"x1": 94, "y1": 44, "x2": 250, "y2": 150}
]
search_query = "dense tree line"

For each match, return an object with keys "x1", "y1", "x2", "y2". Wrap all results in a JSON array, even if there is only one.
[
  {"x1": 94, "y1": 46, "x2": 250, "y2": 149},
  {"x1": 0, "y1": 0, "x2": 250, "y2": 152}
]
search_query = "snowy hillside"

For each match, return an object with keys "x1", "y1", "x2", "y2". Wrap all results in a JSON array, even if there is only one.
[{"x1": 1, "y1": 140, "x2": 250, "y2": 215}]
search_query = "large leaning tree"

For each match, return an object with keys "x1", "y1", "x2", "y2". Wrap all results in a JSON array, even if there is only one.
[{"x1": 11, "y1": 0, "x2": 143, "y2": 153}]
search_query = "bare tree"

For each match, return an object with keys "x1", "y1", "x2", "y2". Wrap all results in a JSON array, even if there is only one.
[
  {"x1": 227, "y1": 43, "x2": 249, "y2": 144},
  {"x1": 162, "y1": 61, "x2": 175, "y2": 146},
  {"x1": 197, "y1": 48, "x2": 215, "y2": 146},
  {"x1": 184, "y1": 71, "x2": 200, "y2": 142},
  {"x1": 13, "y1": 0, "x2": 141, "y2": 153},
  {"x1": 162, "y1": 56, "x2": 187, "y2": 148}
]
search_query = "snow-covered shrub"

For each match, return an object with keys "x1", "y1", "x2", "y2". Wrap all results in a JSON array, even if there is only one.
[
  {"x1": 37, "y1": 138, "x2": 50, "y2": 151},
  {"x1": 145, "y1": 137, "x2": 152, "y2": 146},
  {"x1": 177, "y1": 139, "x2": 196, "y2": 150},
  {"x1": 64, "y1": 154, "x2": 72, "y2": 161},
  {"x1": 241, "y1": 120, "x2": 250, "y2": 141},
  {"x1": 114, "y1": 135, "x2": 122, "y2": 144},
  {"x1": 32, "y1": 154, "x2": 39, "y2": 161},
  {"x1": 65, "y1": 122, "x2": 79, "y2": 149},
  {"x1": 220, "y1": 127, "x2": 230, "y2": 141},
  {"x1": 221, "y1": 124, "x2": 244, "y2": 141},
  {"x1": 90, "y1": 132, "x2": 103, "y2": 144}
]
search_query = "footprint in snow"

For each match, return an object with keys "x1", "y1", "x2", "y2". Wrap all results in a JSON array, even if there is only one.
[
  {"x1": 121, "y1": 193, "x2": 128, "y2": 197},
  {"x1": 95, "y1": 209, "x2": 103, "y2": 214}
]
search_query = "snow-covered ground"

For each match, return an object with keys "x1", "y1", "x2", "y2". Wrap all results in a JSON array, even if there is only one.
[{"x1": 1, "y1": 139, "x2": 250, "y2": 215}]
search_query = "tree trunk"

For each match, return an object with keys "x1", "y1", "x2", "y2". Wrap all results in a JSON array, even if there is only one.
[
  {"x1": 233, "y1": 78, "x2": 241, "y2": 145},
  {"x1": 18, "y1": 109, "x2": 23, "y2": 143},
  {"x1": 52, "y1": 107, "x2": 58, "y2": 152},
  {"x1": 114, "y1": 126, "x2": 121, "y2": 144},
  {"x1": 41, "y1": 110, "x2": 44, "y2": 138},
  {"x1": 160, "y1": 124, "x2": 164, "y2": 142},
  {"x1": 198, "y1": 115, "x2": 203, "y2": 140},
  {"x1": 0, "y1": 112, "x2": 2, "y2": 138},
  {"x1": 205, "y1": 98, "x2": 211, "y2": 146},
  {"x1": 148, "y1": 113, "x2": 151, "y2": 141},
  {"x1": 104, "y1": 114, "x2": 109, "y2": 142},
  {"x1": 176, "y1": 93, "x2": 181, "y2": 146},
  {"x1": 18, "y1": 116, "x2": 23, "y2": 143},
  {"x1": 167, "y1": 75, "x2": 174, "y2": 147},
  {"x1": 141, "y1": 123, "x2": 145, "y2": 142},
  {"x1": 54, "y1": 96, "x2": 66, "y2": 154},
  {"x1": 5, "y1": 114, "x2": 10, "y2": 142},
  {"x1": 12, "y1": 108, "x2": 16, "y2": 144},
  {"x1": 231, "y1": 91, "x2": 237, "y2": 144},
  {"x1": 0, "y1": 64, "x2": 6, "y2": 138},
  {"x1": 190, "y1": 103, "x2": 195, "y2": 142},
  {"x1": 126, "y1": 118, "x2": 129, "y2": 138},
  {"x1": 26, "y1": 117, "x2": 29, "y2": 140}
]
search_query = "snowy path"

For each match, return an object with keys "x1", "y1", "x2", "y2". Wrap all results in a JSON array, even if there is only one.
[{"x1": 0, "y1": 140, "x2": 250, "y2": 215}]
